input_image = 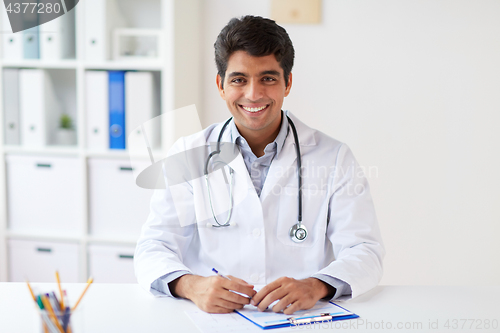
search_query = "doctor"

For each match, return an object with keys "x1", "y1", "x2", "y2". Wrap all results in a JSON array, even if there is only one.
[{"x1": 135, "y1": 16, "x2": 384, "y2": 315}]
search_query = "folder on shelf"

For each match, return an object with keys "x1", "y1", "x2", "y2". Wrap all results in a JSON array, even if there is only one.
[
  {"x1": 2, "y1": 8, "x2": 23, "y2": 59},
  {"x1": 109, "y1": 71, "x2": 126, "y2": 149},
  {"x1": 39, "y1": 9, "x2": 76, "y2": 60},
  {"x1": 84, "y1": 0, "x2": 126, "y2": 61},
  {"x1": 23, "y1": 26, "x2": 39, "y2": 59},
  {"x1": 19, "y1": 69, "x2": 60, "y2": 147},
  {"x1": 3, "y1": 69, "x2": 20, "y2": 145},
  {"x1": 86, "y1": 71, "x2": 109, "y2": 151},
  {"x1": 125, "y1": 71, "x2": 160, "y2": 154},
  {"x1": 23, "y1": 7, "x2": 40, "y2": 59}
]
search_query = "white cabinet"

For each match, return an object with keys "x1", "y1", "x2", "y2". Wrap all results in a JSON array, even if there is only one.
[
  {"x1": 88, "y1": 158, "x2": 152, "y2": 238},
  {"x1": 6, "y1": 155, "x2": 84, "y2": 234},
  {"x1": 8, "y1": 239, "x2": 79, "y2": 282},
  {"x1": 88, "y1": 244, "x2": 136, "y2": 283}
]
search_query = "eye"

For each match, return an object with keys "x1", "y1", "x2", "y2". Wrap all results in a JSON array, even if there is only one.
[
  {"x1": 231, "y1": 78, "x2": 245, "y2": 84},
  {"x1": 262, "y1": 76, "x2": 277, "y2": 82}
]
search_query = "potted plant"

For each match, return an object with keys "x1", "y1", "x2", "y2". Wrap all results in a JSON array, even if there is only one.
[{"x1": 56, "y1": 114, "x2": 76, "y2": 145}]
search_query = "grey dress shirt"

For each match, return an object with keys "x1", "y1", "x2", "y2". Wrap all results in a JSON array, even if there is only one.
[{"x1": 152, "y1": 113, "x2": 352, "y2": 300}]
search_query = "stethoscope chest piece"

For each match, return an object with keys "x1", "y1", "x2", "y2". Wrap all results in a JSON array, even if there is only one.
[{"x1": 289, "y1": 222, "x2": 308, "y2": 243}]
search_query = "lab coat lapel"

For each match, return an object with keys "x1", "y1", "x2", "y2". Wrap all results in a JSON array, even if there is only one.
[
  {"x1": 259, "y1": 112, "x2": 317, "y2": 202},
  {"x1": 259, "y1": 136, "x2": 297, "y2": 202}
]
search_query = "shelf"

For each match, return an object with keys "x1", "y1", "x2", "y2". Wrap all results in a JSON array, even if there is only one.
[
  {"x1": 84, "y1": 61, "x2": 164, "y2": 71},
  {"x1": 0, "y1": 60, "x2": 78, "y2": 69},
  {"x1": 6, "y1": 230, "x2": 83, "y2": 243},
  {"x1": 0, "y1": 60, "x2": 164, "y2": 71},
  {"x1": 0, "y1": 0, "x2": 202, "y2": 283},
  {"x1": 85, "y1": 149, "x2": 164, "y2": 161},
  {"x1": 2, "y1": 147, "x2": 166, "y2": 161},
  {"x1": 86, "y1": 235, "x2": 139, "y2": 246},
  {"x1": 3, "y1": 145, "x2": 81, "y2": 156}
]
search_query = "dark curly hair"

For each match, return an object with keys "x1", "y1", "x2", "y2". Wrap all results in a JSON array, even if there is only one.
[{"x1": 214, "y1": 15, "x2": 295, "y2": 88}]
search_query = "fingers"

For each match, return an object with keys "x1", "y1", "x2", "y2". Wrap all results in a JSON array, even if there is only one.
[
  {"x1": 194, "y1": 277, "x2": 252, "y2": 313},
  {"x1": 224, "y1": 276, "x2": 256, "y2": 299},
  {"x1": 220, "y1": 288, "x2": 252, "y2": 306},
  {"x1": 256, "y1": 287, "x2": 288, "y2": 312},
  {"x1": 213, "y1": 295, "x2": 247, "y2": 310},
  {"x1": 250, "y1": 277, "x2": 321, "y2": 314},
  {"x1": 250, "y1": 279, "x2": 281, "y2": 306},
  {"x1": 270, "y1": 294, "x2": 294, "y2": 313}
]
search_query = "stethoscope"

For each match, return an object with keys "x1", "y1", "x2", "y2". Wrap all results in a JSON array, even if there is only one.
[{"x1": 204, "y1": 114, "x2": 308, "y2": 243}]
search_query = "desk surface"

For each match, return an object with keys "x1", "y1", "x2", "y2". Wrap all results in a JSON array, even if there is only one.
[{"x1": 1, "y1": 283, "x2": 499, "y2": 333}]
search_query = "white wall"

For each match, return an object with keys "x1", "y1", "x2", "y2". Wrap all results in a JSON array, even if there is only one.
[{"x1": 199, "y1": 0, "x2": 500, "y2": 286}]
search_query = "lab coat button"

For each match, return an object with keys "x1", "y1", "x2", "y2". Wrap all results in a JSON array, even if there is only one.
[
  {"x1": 252, "y1": 228, "x2": 261, "y2": 238},
  {"x1": 250, "y1": 274, "x2": 259, "y2": 283},
  {"x1": 206, "y1": 222, "x2": 212, "y2": 228}
]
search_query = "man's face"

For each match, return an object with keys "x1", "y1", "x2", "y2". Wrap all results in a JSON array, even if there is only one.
[{"x1": 217, "y1": 50, "x2": 292, "y2": 138}]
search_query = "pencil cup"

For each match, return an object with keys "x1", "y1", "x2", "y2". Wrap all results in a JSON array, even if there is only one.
[{"x1": 36, "y1": 307, "x2": 84, "y2": 333}]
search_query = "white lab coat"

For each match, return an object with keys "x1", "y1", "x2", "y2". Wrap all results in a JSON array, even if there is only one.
[{"x1": 134, "y1": 112, "x2": 384, "y2": 299}]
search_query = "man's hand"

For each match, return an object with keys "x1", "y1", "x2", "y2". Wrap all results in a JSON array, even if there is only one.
[
  {"x1": 250, "y1": 277, "x2": 336, "y2": 315},
  {"x1": 170, "y1": 274, "x2": 257, "y2": 313}
]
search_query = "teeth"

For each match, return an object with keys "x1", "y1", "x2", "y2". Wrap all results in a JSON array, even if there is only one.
[{"x1": 242, "y1": 105, "x2": 267, "y2": 112}]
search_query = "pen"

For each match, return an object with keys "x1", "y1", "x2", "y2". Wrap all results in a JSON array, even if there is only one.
[
  {"x1": 55, "y1": 271, "x2": 65, "y2": 310},
  {"x1": 212, "y1": 268, "x2": 231, "y2": 280},
  {"x1": 41, "y1": 295, "x2": 65, "y2": 333},
  {"x1": 49, "y1": 292, "x2": 61, "y2": 311},
  {"x1": 212, "y1": 268, "x2": 253, "y2": 299},
  {"x1": 26, "y1": 279, "x2": 37, "y2": 303},
  {"x1": 288, "y1": 313, "x2": 334, "y2": 325},
  {"x1": 72, "y1": 277, "x2": 93, "y2": 311}
]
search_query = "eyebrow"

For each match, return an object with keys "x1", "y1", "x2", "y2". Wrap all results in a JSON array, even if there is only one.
[{"x1": 226, "y1": 70, "x2": 282, "y2": 78}]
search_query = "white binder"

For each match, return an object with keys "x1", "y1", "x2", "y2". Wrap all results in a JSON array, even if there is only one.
[
  {"x1": 19, "y1": 69, "x2": 60, "y2": 147},
  {"x1": 84, "y1": 0, "x2": 125, "y2": 61},
  {"x1": 1, "y1": 9, "x2": 22, "y2": 59},
  {"x1": 125, "y1": 71, "x2": 160, "y2": 154},
  {"x1": 3, "y1": 68, "x2": 20, "y2": 145},
  {"x1": 39, "y1": 9, "x2": 76, "y2": 60},
  {"x1": 85, "y1": 71, "x2": 109, "y2": 151}
]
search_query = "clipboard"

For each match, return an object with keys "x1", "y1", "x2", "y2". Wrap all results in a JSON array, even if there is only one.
[{"x1": 235, "y1": 301, "x2": 359, "y2": 329}]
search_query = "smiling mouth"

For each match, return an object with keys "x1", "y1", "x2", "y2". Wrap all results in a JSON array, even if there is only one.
[{"x1": 240, "y1": 105, "x2": 269, "y2": 113}]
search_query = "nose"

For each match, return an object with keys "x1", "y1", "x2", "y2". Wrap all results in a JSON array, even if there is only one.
[{"x1": 244, "y1": 79, "x2": 264, "y2": 101}]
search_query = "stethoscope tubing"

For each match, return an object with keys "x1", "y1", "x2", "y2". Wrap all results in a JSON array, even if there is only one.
[{"x1": 204, "y1": 113, "x2": 304, "y2": 238}]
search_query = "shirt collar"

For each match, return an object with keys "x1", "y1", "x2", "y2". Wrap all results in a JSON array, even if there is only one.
[{"x1": 229, "y1": 111, "x2": 289, "y2": 157}]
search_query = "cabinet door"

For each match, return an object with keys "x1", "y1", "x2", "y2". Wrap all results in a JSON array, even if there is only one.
[
  {"x1": 6, "y1": 155, "x2": 84, "y2": 234},
  {"x1": 8, "y1": 239, "x2": 79, "y2": 282},
  {"x1": 88, "y1": 244, "x2": 136, "y2": 283},
  {"x1": 88, "y1": 158, "x2": 152, "y2": 238}
]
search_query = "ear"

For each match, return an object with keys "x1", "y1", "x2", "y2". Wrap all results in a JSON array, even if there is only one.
[
  {"x1": 216, "y1": 74, "x2": 225, "y2": 100},
  {"x1": 284, "y1": 72, "x2": 292, "y2": 97}
]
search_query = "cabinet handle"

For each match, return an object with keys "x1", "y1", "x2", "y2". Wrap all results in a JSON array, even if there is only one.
[
  {"x1": 36, "y1": 163, "x2": 51, "y2": 168},
  {"x1": 119, "y1": 167, "x2": 133, "y2": 171},
  {"x1": 118, "y1": 254, "x2": 134, "y2": 259},
  {"x1": 37, "y1": 248, "x2": 52, "y2": 253}
]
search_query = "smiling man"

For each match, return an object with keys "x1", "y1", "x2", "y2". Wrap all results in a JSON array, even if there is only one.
[{"x1": 135, "y1": 16, "x2": 384, "y2": 315}]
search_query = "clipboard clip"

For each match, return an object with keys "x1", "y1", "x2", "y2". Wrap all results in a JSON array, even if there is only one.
[{"x1": 288, "y1": 313, "x2": 333, "y2": 325}]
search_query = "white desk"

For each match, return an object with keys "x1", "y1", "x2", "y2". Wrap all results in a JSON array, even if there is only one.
[{"x1": 1, "y1": 283, "x2": 498, "y2": 333}]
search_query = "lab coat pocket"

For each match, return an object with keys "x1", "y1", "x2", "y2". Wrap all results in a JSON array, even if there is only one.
[{"x1": 276, "y1": 186, "x2": 328, "y2": 248}]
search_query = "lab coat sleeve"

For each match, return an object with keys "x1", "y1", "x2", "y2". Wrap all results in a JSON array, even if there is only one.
[
  {"x1": 134, "y1": 182, "x2": 197, "y2": 296},
  {"x1": 134, "y1": 138, "x2": 199, "y2": 296},
  {"x1": 316, "y1": 143, "x2": 385, "y2": 299},
  {"x1": 312, "y1": 274, "x2": 352, "y2": 301},
  {"x1": 151, "y1": 270, "x2": 192, "y2": 297}
]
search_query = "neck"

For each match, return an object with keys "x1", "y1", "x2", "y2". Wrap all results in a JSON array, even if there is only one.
[{"x1": 237, "y1": 113, "x2": 282, "y2": 157}]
